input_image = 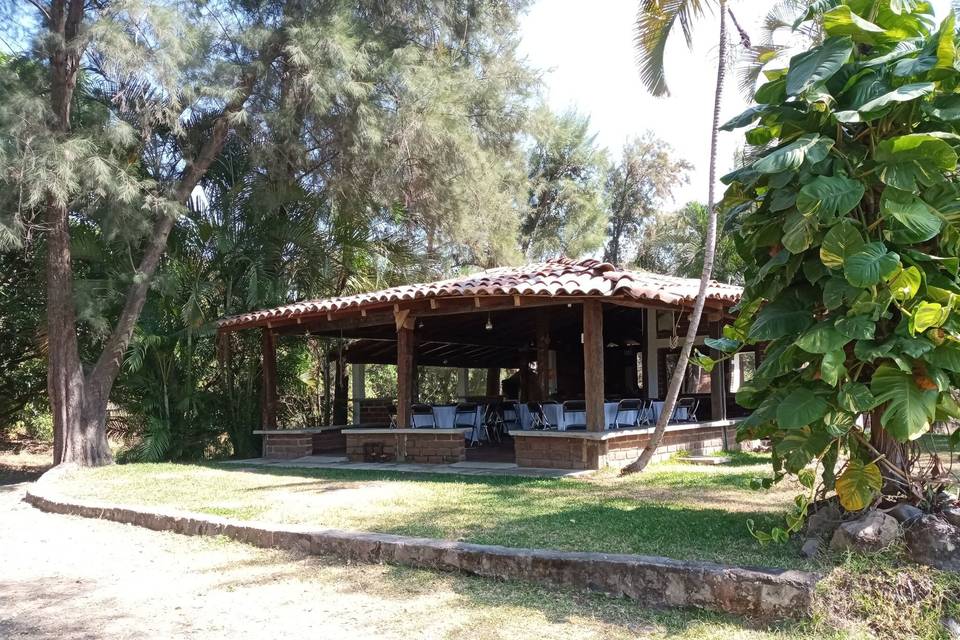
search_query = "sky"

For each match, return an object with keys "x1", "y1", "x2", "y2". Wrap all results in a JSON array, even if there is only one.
[{"x1": 518, "y1": 0, "x2": 953, "y2": 207}]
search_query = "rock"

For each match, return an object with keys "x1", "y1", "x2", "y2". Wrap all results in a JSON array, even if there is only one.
[
  {"x1": 944, "y1": 617, "x2": 960, "y2": 640},
  {"x1": 942, "y1": 507, "x2": 960, "y2": 528},
  {"x1": 887, "y1": 503, "x2": 924, "y2": 525},
  {"x1": 800, "y1": 537, "x2": 820, "y2": 559},
  {"x1": 807, "y1": 502, "x2": 842, "y2": 540},
  {"x1": 829, "y1": 511, "x2": 900, "y2": 553},
  {"x1": 904, "y1": 515, "x2": 960, "y2": 571},
  {"x1": 934, "y1": 491, "x2": 955, "y2": 508}
]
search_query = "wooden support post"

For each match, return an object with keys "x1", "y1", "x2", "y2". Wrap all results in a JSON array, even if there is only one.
[
  {"x1": 536, "y1": 310, "x2": 552, "y2": 401},
  {"x1": 352, "y1": 363, "x2": 365, "y2": 425},
  {"x1": 456, "y1": 368, "x2": 469, "y2": 400},
  {"x1": 709, "y1": 320, "x2": 729, "y2": 450},
  {"x1": 261, "y1": 328, "x2": 278, "y2": 429},
  {"x1": 582, "y1": 300, "x2": 605, "y2": 432},
  {"x1": 485, "y1": 367, "x2": 501, "y2": 398},
  {"x1": 396, "y1": 324, "x2": 414, "y2": 429}
]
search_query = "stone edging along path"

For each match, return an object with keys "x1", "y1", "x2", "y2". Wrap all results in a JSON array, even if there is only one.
[{"x1": 24, "y1": 476, "x2": 819, "y2": 621}]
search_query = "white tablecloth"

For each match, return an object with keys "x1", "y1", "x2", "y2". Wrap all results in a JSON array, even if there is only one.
[
  {"x1": 422, "y1": 405, "x2": 486, "y2": 441},
  {"x1": 420, "y1": 400, "x2": 689, "y2": 436}
]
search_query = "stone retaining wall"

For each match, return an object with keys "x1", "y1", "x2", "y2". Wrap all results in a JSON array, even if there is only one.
[
  {"x1": 514, "y1": 424, "x2": 738, "y2": 470},
  {"x1": 263, "y1": 433, "x2": 313, "y2": 459},
  {"x1": 312, "y1": 429, "x2": 346, "y2": 454},
  {"x1": 25, "y1": 482, "x2": 818, "y2": 621},
  {"x1": 345, "y1": 430, "x2": 465, "y2": 464}
]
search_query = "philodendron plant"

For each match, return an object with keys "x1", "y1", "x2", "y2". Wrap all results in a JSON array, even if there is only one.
[{"x1": 706, "y1": 0, "x2": 960, "y2": 541}]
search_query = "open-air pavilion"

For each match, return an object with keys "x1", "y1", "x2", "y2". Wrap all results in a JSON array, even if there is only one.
[{"x1": 216, "y1": 257, "x2": 752, "y2": 470}]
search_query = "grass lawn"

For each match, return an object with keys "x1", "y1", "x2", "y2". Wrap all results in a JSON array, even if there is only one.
[{"x1": 48, "y1": 451, "x2": 817, "y2": 569}]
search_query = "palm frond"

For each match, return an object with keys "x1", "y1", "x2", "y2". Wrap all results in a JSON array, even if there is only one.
[{"x1": 635, "y1": 0, "x2": 713, "y2": 97}]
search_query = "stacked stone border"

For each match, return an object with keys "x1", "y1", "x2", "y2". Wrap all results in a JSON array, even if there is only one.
[{"x1": 25, "y1": 478, "x2": 818, "y2": 620}]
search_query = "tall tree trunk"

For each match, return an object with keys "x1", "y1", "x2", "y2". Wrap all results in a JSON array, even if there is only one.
[
  {"x1": 45, "y1": 0, "x2": 111, "y2": 465},
  {"x1": 41, "y1": 6, "x2": 279, "y2": 465},
  {"x1": 623, "y1": 2, "x2": 726, "y2": 474},
  {"x1": 869, "y1": 408, "x2": 912, "y2": 497},
  {"x1": 332, "y1": 347, "x2": 349, "y2": 426}
]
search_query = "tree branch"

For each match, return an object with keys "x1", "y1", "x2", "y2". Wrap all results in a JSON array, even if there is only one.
[{"x1": 86, "y1": 42, "x2": 283, "y2": 402}]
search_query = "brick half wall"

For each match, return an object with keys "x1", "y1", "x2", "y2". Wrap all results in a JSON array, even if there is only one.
[
  {"x1": 346, "y1": 430, "x2": 467, "y2": 464},
  {"x1": 514, "y1": 424, "x2": 739, "y2": 470},
  {"x1": 263, "y1": 433, "x2": 313, "y2": 459}
]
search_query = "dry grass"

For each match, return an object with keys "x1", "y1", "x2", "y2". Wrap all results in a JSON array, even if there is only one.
[
  {"x1": 0, "y1": 482, "x2": 840, "y2": 640},
  {"x1": 48, "y1": 452, "x2": 813, "y2": 569},
  {"x1": 810, "y1": 547, "x2": 960, "y2": 640},
  {"x1": 0, "y1": 438, "x2": 52, "y2": 484}
]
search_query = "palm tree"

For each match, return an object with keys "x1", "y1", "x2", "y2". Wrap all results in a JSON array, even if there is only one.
[{"x1": 623, "y1": 0, "x2": 743, "y2": 473}]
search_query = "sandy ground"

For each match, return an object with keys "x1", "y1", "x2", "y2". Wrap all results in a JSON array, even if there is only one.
[{"x1": 4, "y1": 481, "x2": 742, "y2": 640}]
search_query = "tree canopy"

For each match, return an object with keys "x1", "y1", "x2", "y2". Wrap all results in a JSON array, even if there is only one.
[{"x1": 718, "y1": 0, "x2": 960, "y2": 523}]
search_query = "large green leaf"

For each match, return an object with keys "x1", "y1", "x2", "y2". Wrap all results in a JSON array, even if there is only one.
[
  {"x1": 922, "y1": 94, "x2": 960, "y2": 121},
  {"x1": 823, "y1": 277, "x2": 863, "y2": 309},
  {"x1": 748, "y1": 289, "x2": 816, "y2": 340},
  {"x1": 888, "y1": 265, "x2": 921, "y2": 301},
  {"x1": 796, "y1": 175, "x2": 865, "y2": 219},
  {"x1": 835, "y1": 315, "x2": 875, "y2": 339},
  {"x1": 720, "y1": 105, "x2": 767, "y2": 131},
  {"x1": 935, "y1": 12, "x2": 956, "y2": 70},
  {"x1": 704, "y1": 337, "x2": 741, "y2": 353},
  {"x1": 786, "y1": 36, "x2": 854, "y2": 96},
  {"x1": 861, "y1": 82, "x2": 934, "y2": 119},
  {"x1": 797, "y1": 321, "x2": 851, "y2": 353},
  {"x1": 875, "y1": 134, "x2": 958, "y2": 191},
  {"x1": 910, "y1": 301, "x2": 950, "y2": 334},
  {"x1": 880, "y1": 189, "x2": 942, "y2": 243},
  {"x1": 820, "y1": 349, "x2": 847, "y2": 386},
  {"x1": 924, "y1": 342, "x2": 960, "y2": 372},
  {"x1": 838, "y1": 381, "x2": 878, "y2": 412},
  {"x1": 836, "y1": 461, "x2": 882, "y2": 511},
  {"x1": 754, "y1": 134, "x2": 832, "y2": 173},
  {"x1": 843, "y1": 242, "x2": 900, "y2": 287},
  {"x1": 820, "y1": 221, "x2": 865, "y2": 269},
  {"x1": 782, "y1": 211, "x2": 818, "y2": 253},
  {"x1": 871, "y1": 363, "x2": 937, "y2": 441},
  {"x1": 823, "y1": 5, "x2": 887, "y2": 43},
  {"x1": 777, "y1": 388, "x2": 830, "y2": 429}
]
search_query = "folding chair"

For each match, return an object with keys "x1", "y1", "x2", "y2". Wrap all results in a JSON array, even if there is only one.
[
  {"x1": 612, "y1": 398, "x2": 643, "y2": 429},
  {"x1": 455, "y1": 402, "x2": 486, "y2": 446},
  {"x1": 525, "y1": 401, "x2": 550, "y2": 430},
  {"x1": 542, "y1": 400, "x2": 561, "y2": 429},
  {"x1": 500, "y1": 400, "x2": 521, "y2": 430},
  {"x1": 562, "y1": 400, "x2": 587, "y2": 431},
  {"x1": 409, "y1": 403, "x2": 436, "y2": 428},
  {"x1": 483, "y1": 403, "x2": 505, "y2": 440},
  {"x1": 388, "y1": 403, "x2": 398, "y2": 428},
  {"x1": 638, "y1": 399, "x2": 654, "y2": 426},
  {"x1": 671, "y1": 398, "x2": 697, "y2": 423}
]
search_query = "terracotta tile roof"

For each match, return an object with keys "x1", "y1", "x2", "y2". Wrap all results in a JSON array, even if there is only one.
[{"x1": 217, "y1": 257, "x2": 742, "y2": 330}]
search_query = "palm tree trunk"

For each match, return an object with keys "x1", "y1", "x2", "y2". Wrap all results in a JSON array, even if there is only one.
[{"x1": 623, "y1": 1, "x2": 727, "y2": 474}]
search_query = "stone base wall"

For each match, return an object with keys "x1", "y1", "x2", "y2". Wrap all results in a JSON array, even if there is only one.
[
  {"x1": 357, "y1": 398, "x2": 393, "y2": 426},
  {"x1": 346, "y1": 430, "x2": 465, "y2": 464},
  {"x1": 312, "y1": 430, "x2": 346, "y2": 453},
  {"x1": 263, "y1": 433, "x2": 314, "y2": 459},
  {"x1": 515, "y1": 425, "x2": 739, "y2": 470}
]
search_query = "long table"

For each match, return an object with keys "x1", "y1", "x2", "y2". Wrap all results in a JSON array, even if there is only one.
[{"x1": 416, "y1": 400, "x2": 688, "y2": 437}]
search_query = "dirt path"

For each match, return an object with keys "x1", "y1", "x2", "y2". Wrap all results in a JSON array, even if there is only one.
[{"x1": 1, "y1": 481, "x2": 779, "y2": 640}]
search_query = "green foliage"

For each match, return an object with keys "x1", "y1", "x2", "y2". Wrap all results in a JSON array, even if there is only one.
[
  {"x1": 722, "y1": 1, "x2": 960, "y2": 510},
  {"x1": 603, "y1": 133, "x2": 692, "y2": 266},
  {"x1": 521, "y1": 108, "x2": 608, "y2": 261},
  {"x1": 836, "y1": 459, "x2": 883, "y2": 510},
  {"x1": 634, "y1": 201, "x2": 746, "y2": 283}
]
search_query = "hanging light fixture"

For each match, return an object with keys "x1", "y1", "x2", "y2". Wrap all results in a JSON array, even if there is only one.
[{"x1": 485, "y1": 313, "x2": 493, "y2": 331}]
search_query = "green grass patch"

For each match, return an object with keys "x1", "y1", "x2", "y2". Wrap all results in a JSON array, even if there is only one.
[{"x1": 49, "y1": 456, "x2": 814, "y2": 569}]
